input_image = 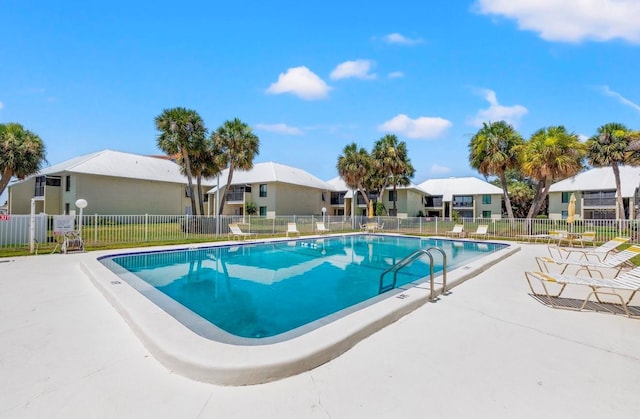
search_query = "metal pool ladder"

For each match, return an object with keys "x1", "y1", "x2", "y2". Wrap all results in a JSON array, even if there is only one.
[{"x1": 378, "y1": 247, "x2": 447, "y2": 301}]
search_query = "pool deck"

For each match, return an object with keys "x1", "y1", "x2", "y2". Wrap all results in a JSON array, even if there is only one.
[{"x1": 2, "y1": 241, "x2": 640, "y2": 418}]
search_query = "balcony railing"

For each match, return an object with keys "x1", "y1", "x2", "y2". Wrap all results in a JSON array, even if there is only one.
[
  {"x1": 452, "y1": 202, "x2": 473, "y2": 208},
  {"x1": 583, "y1": 198, "x2": 616, "y2": 207},
  {"x1": 225, "y1": 191, "x2": 244, "y2": 202},
  {"x1": 424, "y1": 199, "x2": 443, "y2": 207}
]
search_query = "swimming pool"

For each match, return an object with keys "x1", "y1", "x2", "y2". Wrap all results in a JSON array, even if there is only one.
[
  {"x1": 83, "y1": 233, "x2": 517, "y2": 384},
  {"x1": 99, "y1": 235, "x2": 506, "y2": 344}
]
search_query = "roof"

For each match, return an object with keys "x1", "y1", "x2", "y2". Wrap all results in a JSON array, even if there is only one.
[
  {"x1": 549, "y1": 166, "x2": 640, "y2": 197},
  {"x1": 326, "y1": 176, "x2": 428, "y2": 198},
  {"x1": 208, "y1": 162, "x2": 332, "y2": 193},
  {"x1": 12, "y1": 149, "x2": 214, "y2": 186},
  {"x1": 418, "y1": 177, "x2": 503, "y2": 201}
]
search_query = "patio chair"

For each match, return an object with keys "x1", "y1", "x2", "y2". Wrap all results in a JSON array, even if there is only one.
[
  {"x1": 61, "y1": 230, "x2": 84, "y2": 254},
  {"x1": 286, "y1": 222, "x2": 300, "y2": 237},
  {"x1": 468, "y1": 225, "x2": 489, "y2": 240},
  {"x1": 316, "y1": 222, "x2": 331, "y2": 234},
  {"x1": 524, "y1": 266, "x2": 640, "y2": 317},
  {"x1": 228, "y1": 223, "x2": 257, "y2": 240},
  {"x1": 535, "y1": 244, "x2": 640, "y2": 278},
  {"x1": 548, "y1": 236, "x2": 630, "y2": 262},
  {"x1": 445, "y1": 224, "x2": 464, "y2": 238}
]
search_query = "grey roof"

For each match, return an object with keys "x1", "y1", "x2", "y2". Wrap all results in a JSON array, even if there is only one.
[
  {"x1": 549, "y1": 166, "x2": 640, "y2": 197},
  {"x1": 326, "y1": 176, "x2": 428, "y2": 198},
  {"x1": 208, "y1": 162, "x2": 333, "y2": 193},
  {"x1": 418, "y1": 177, "x2": 503, "y2": 201},
  {"x1": 14, "y1": 149, "x2": 213, "y2": 185}
]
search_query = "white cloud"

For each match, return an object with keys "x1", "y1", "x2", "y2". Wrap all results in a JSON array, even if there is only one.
[
  {"x1": 330, "y1": 60, "x2": 376, "y2": 80},
  {"x1": 468, "y1": 89, "x2": 528, "y2": 127},
  {"x1": 388, "y1": 71, "x2": 405, "y2": 79},
  {"x1": 578, "y1": 134, "x2": 589, "y2": 142},
  {"x1": 0, "y1": 101, "x2": 4, "y2": 110},
  {"x1": 378, "y1": 114, "x2": 452, "y2": 139},
  {"x1": 430, "y1": 164, "x2": 452, "y2": 175},
  {"x1": 266, "y1": 66, "x2": 331, "y2": 100},
  {"x1": 598, "y1": 85, "x2": 640, "y2": 113},
  {"x1": 382, "y1": 33, "x2": 423, "y2": 45},
  {"x1": 255, "y1": 123, "x2": 304, "y2": 135},
  {"x1": 474, "y1": 0, "x2": 640, "y2": 43}
]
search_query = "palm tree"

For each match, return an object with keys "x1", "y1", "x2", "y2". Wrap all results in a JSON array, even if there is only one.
[
  {"x1": 155, "y1": 107, "x2": 206, "y2": 216},
  {"x1": 337, "y1": 143, "x2": 372, "y2": 214},
  {"x1": 178, "y1": 137, "x2": 224, "y2": 216},
  {"x1": 0, "y1": 123, "x2": 47, "y2": 196},
  {"x1": 469, "y1": 121, "x2": 524, "y2": 219},
  {"x1": 371, "y1": 134, "x2": 414, "y2": 214},
  {"x1": 586, "y1": 122, "x2": 632, "y2": 219},
  {"x1": 212, "y1": 118, "x2": 260, "y2": 216},
  {"x1": 520, "y1": 126, "x2": 585, "y2": 218}
]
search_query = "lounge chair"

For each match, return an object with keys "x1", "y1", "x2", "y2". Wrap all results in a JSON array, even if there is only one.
[
  {"x1": 468, "y1": 225, "x2": 489, "y2": 240},
  {"x1": 445, "y1": 224, "x2": 464, "y2": 238},
  {"x1": 548, "y1": 236, "x2": 630, "y2": 262},
  {"x1": 228, "y1": 223, "x2": 257, "y2": 240},
  {"x1": 547, "y1": 229, "x2": 570, "y2": 245},
  {"x1": 570, "y1": 231, "x2": 596, "y2": 248},
  {"x1": 535, "y1": 244, "x2": 640, "y2": 278},
  {"x1": 286, "y1": 222, "x2": 300, "y2": 237},
  {"x1": 61, "y1": 230, "x2": 84, "y2": 253},
  {"x1": 316, "y1": 222, "x2": 331, "y2": 234},
  {"x1": 524, "y1": 267, "x2": 640, "y2": 317}
]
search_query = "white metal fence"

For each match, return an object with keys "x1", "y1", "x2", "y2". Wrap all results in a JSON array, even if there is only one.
[{"x1": 0, "y1": 213, "x2": 638, "y2": 252}]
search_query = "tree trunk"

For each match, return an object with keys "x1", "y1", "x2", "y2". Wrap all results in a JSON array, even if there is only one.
[
  {"x1": 181, "y1": 149, "x2": 197, "y2": 216},
  {"x1": 196, "y1": 174, "x2": 205, "y2": 216},
  {"x1": 0, "y1": 168, "x2": 13, "y2": 198},
  {"x1": 219, "y1": 164, "x2": 235, "y2": 216},
  {"x1": 612, "y1": 162, "x2": 625, "y2": 219},
  {"x1": 499, "y1": 171, "x2": 514, "y2": 219},
  {"x1": 527, "y1": 179, "x2": 546, "y2": 219},
  {"x1": 357, "y1": 184, "x2": 369, "y2": 215}
]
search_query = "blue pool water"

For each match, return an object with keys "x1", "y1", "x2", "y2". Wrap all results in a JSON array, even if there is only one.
[{"x1": 100, "y1": 235, "x2": 505, "y2": 341}]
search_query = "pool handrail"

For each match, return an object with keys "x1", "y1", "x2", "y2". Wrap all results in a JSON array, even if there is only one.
[{"x1": 378, "y1": 247, "x2": 447, "y2": 300}]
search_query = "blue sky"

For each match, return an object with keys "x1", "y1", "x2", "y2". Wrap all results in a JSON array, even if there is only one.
[{"x1": 2, "y1": 0, "x2": 640, "y2": 204}]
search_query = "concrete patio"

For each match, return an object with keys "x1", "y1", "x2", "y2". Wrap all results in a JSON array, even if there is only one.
[{"x1": 1, "y1": 243, "x2": 640, "y2": 418}]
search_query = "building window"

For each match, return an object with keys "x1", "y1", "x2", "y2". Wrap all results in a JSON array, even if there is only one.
[
  {"x1": 65, "y1": 175, "x2": 71, "y2": 192},
  {"x1": 35, "y1": 176, "x2": 45, "y2": 196},
  {"x1": 482, "y1": 210, "x2": 491, "y2": 218},
  {"x1": 482, "y1": 195, "x2": 491, "y2": 205},
  {"x1": 259, "y1": 206, "x2": 267, "y2": 216},
  {"x1": 561, "y1": 210, "x2": 568, "y2": 219},
  {"x1": 389, "y1": 190, "x2": 397, "y2": 202},
  {"x1": 322, "y1": 191, "x2": 326, "y2": 201},
  {"x1": 259, "y1": 184, "x2": 267, "y2": 197},
  {"x1": 561, "y1": 192, "x2": 571, "y2": 203},
  {"x1": 65, "y1": 203, "x2": 70, "y2": 214}
]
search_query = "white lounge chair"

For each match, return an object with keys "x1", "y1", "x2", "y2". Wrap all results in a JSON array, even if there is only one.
[
  {"x1": 468, "y1": 225, "x2": 489, "y2": 240},
  {"x1": 549, "y1": 236, "x2": 630, "y2": 262},
  {"x1": 445, "y1": 224, "x2": 464, "y2": 238},
  {"x1": 316, "y1": 222, "x2": 331, "y2": 234},
  {"x1": 228, "y1": 223, "x2": 257, "y2": 240},
  {"x1": 525, "y1": 266, "x2": 640, "y2": 317},
  {"x1": 569, "y1": 231, "x2": 596, "y2": 248},
  {"x1": 535, "y1": 245, "x2": 640, "y2": 278},
  {"x1": 286, "y1": 222, "x2": 300, "y2": 237}
]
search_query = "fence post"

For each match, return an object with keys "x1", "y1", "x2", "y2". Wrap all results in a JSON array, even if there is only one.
[{"x1": 145, "y1": 213, "x2": 149, "y2": 242}]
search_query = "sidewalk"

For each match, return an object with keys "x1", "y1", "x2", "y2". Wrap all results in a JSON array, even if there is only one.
[{"x1": 1, "y1": 244, "x2": 640, "y2": 418}]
